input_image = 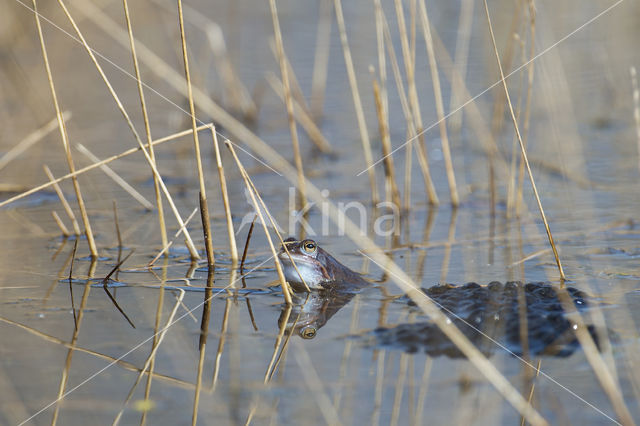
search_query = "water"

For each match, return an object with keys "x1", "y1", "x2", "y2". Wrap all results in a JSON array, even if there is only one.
[{"x1": 1, "y1": 0, "x2": 640, "y2": 424}]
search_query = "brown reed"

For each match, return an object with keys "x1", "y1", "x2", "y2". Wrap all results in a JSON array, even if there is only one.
[
  {"x1": 177, "y1": 0, "x2": 214, "y2": 266},
  {"x1": 51, "y1": 211, "x2": 70, "y2": 237},
  {"x1": 210, "y1": 126, "x2": 238, "y2": 264},
  {"x1": 372, "y1": 72, "x2": 401, "y2": 208},
  {"x1": 122, "y1": 0, "x2": 168, "y2": 249}
]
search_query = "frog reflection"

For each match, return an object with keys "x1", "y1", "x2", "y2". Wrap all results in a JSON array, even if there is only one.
[{"x1": 277, "y1": 285, "x2": 362, "y2": 339}]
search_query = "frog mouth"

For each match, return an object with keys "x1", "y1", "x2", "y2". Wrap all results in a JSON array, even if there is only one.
[{"x1": 277, "y1": 252, "x2": 329, "y2": 287}]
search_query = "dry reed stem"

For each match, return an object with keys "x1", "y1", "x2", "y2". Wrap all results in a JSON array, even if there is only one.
[
  {"x1": 310, "y1": 0, "x2": 333, "y2": 118},
  {"x1": 210, "y1": 126, "x2": 238, "y2": 264},
  {"x1": 112, "y1": 289, "x2": 184, "y2": 426},
  {"x1": 0, "y1": 315, "x2": 194, "y2": 389},
  {"x1": 76, "y1": 144, "x2": 153, "y2": 210},
  {"x1": 333, "y1": 0, "x2": 379, "y2": 204},
  {"x1": 269, "y1": 0, "x2": 308, "y2": 213},
  {"x1": 240, "y1": 216, "x2": 257, "y2": 277},
  {"x1": 56, "y1": 0, "x2": 201, "y2": 260},
  {"x1": 32, "y1": 0, "x2": 97, "y2": 258},
  {"x1": 482, "y1": 0, "x2": 565, "y2": 281},
  {"x1": 122, "y1": 0, "x2": 168, "y2": 249},
  {"x1": 265, "y1": 73, "x2": 333, "y2": 153},
  {"x1": 0, "y1": 112, "x2": 70, "y2": 172},
  {"x1": 448, "y1": 0, "x2": 474, "y2": 131},
  {"x1": 177, "y1": 0, "x2": 214, "y2": 266},
  {"x1": 631, "y1": 66, "x2": 640, "y2": 172},
  {"x1": 226, "y1": 142, "x2": 293, "y2": 304},
  {"x1": 0, "y1": 124, "x2": 211, "y2": 209},
  {"x1": 51, "y1": 211, "x2": 70, "y2": 237},
  {"x1": 372, "y1": 73, "x2": 401, "y2": 208},
  {"x1": 374, "y1": 4, "x2": 413, "y2": 209},
  {"x1": 393, "y1": 0, "x2": 439, "y2": 206},
  {"x1": 373, "y1": 0, "x2": 388, "y2": 122},
  {"x1": 43, "y1": 165, "x2": 81, "y2": 235},
  {"x1": 418, "y1": 0, "x2": 459, "y2": 206},
  {"x1": 198, "y1": 192, "x2": 215, "y2": 267}
]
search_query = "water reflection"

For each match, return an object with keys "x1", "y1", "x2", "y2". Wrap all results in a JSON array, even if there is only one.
[{"x1": 278, "y1": 281, "x2": 367, "y2": 339}]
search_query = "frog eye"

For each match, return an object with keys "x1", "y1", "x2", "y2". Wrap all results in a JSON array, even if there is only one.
[
  {"x1": 300, "y1": 326, "x2": 317, "y2": 339},
  {"x1": 302, "y1": 240, "x2": 317, "y2": 253}
]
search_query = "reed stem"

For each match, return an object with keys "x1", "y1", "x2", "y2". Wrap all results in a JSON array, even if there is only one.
[
  {"x1": 32, "y1": 0, "x2": 97, "y2": 258},
  {"x1": 482, "y1": 0, "x2": 565, "y2": 281}
]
